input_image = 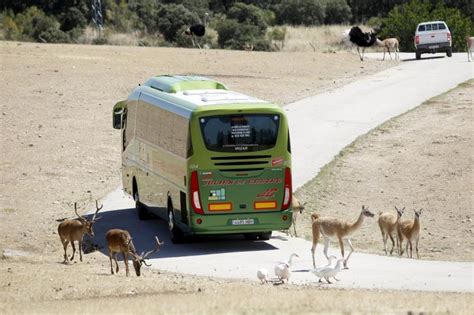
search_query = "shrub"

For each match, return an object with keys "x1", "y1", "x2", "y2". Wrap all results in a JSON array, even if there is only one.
[
  {"x1": 276, "y1": 0, "x2": 325, "y2": 26},
  {"x1": 324, "y1": 0, "x2": 352, "y2": 24},
  {"x1": 156, "y1": 4, "x2": 198, "y2": 42}
]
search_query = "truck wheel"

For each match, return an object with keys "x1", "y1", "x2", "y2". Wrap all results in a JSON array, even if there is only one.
[
  {"x1": 168, "y1": 203, "x2": 185, "y2": 244},
  {"x1": 134, "y1": 189, "x2": 150, "y2": 220},
  {"x1": 415, "y1": 51, "x2": 421, "y2": 60},
  {"x1": 447, "y1": 47, "x2": 452, "y2": 57}
]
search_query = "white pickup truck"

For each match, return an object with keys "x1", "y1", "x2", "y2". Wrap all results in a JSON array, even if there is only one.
[{"x1": 414, "y1": 21, "x2": 452, "y2": 60}]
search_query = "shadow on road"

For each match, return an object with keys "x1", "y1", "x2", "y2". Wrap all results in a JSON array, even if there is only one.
[
  {"x1": 402, "y1": 55, "x2": 445, "y2": 62},
  {"x1": 85, "y1": 207, "x2": 278, "y2": 261}
]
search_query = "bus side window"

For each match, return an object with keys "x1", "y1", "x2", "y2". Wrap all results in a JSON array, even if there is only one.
[{"x1": 122, "y1": 108, "x2": 128, "y2": 151}]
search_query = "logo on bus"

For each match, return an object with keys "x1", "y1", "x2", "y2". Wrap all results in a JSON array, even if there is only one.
[
  {"x1": 272, "y1": 157, "x2": 284, "y2": 167},
  {"x1": 257, "y1": 187, "x2": 278, "y2": 198}
]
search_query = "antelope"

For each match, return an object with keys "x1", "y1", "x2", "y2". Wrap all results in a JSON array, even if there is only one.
[
  {"x1": 105, "y1": 229, "x2": 164, "y2": 276},
  {"x1": 243, "y1": 43, "x2": 254, "y2": 51},
  {"x1": 58, "y1": 200, "x2": 102, "y2": 263},
  {"x1": 378, "y1": 206, "x2": 405, "y2": 255},
  {"x1": 310, "y1": 205, "x2": 375, "y2": 269},
  {"x1": 397, "y1": 209, "x2": 422, "y2": 259},
  {"x1": 376, "y1": 37, "x2": 400, "y2": 61},
  {"x1": 467, "y1": 36, "x2": 473, "y2": 62},
  {"x1": 284, "y1": 197, "x2": 305, "y2": 237}
]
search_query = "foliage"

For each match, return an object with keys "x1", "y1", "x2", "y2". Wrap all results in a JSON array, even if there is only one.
[
  {"x1": 268, "y1": 26, "x2": 286, "y2": 51},
  {"x1": 379, "y1": 0, "x2": 473, "y2": 52},
  {"x1": 14, "y1": 6, "x2": 69, "y2": 42},
  {"x1": 324, "y1": 0, "x2": 352, "y2": 24},
  {"x1": 216, "y1": 2, "x2": 271, "y2": 50},
  {"x1": 276, "y1": 0, "x2": 326, "y2": 26},
  {"x1": 156, "y1": 4, "x2": 198, "y2": 42}
]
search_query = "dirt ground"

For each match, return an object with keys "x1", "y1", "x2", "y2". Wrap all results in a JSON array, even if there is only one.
[
  {"x1": 295, "y1": 80, "x2": 474, "y2": 263},
  {"x1": 0, "y1": 41, "x2": 471, "y2": 313}
]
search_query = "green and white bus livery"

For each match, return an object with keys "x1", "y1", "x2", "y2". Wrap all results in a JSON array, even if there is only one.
[{"x1": 113, "y1": 75, "x2": 293, "y2": 243}]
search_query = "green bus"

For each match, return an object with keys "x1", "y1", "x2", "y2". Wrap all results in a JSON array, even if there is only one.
[{"x1": 113, "y1": 75, "x2": 293, "y2": 243}]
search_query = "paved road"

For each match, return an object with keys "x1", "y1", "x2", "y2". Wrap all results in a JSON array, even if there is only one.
[{"x1": 90, "y1": 53, "x2": 473, "y2": 292}]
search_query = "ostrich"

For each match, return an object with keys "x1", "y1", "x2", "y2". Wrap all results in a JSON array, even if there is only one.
[
  {"x1": 185, "y1": 12, "x2": 208, "y2": 49},
  {"x1": 347, "y1": 26, "x2": 377, "y2": 61}
]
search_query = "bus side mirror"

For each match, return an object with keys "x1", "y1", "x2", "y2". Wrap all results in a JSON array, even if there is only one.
[{"x1": 113, "y1": 101, "x2": 126, "y2": 129}]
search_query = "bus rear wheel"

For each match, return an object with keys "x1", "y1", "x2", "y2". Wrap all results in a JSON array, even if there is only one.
[
  {"x1": 168, "y1": 204, "x2": 185, "y2": 244},
  {"x1": 134, "y1": 188, "x2": 150, "y2": 220}
]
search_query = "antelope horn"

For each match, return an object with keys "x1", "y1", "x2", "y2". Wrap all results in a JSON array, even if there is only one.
[
  {"x1": 74, "y1": 202, "x2": 86, "y2": 221},
  {"x1": 92, "y1": 200, "x2": 103, "y2": 221},
  {"x1": 141, "y1": 236, "x2": 164, "y2": 260},
  {"x1": 142, "y1": 260, "x2": 152, "y2": 267}
]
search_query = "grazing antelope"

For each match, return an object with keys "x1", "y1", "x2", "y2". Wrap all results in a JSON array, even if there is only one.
[
  {"x1": 106, "y1": 229, "x2": 164, "y2": 276},
  {"x1": 467, "y1": 36, "x2": 474, "y2": 62},
  {"x1": 284, "y1": 197, "x2": 305, "y2": 237},
  {"x1": 310, "y1": 205, "x2": 375, "y2": 269},
  {"x1": 376, "y1": 37, "x2": 400, "y2": 61},
  {"x1": 397, "y1": 209, "x2": 422, "y2": 259},
  {"x1": 378, "y1": 206, "x2": 405, "y2": 255},
  {"x1": 58, "y1": 200, "x2": 102, "y2": 263}
]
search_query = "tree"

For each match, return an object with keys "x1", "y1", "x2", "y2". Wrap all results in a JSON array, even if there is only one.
[
  {"x1": 276, "y1": 0, "x2": 325, "y2": 26},
  {"x1": 156, "y1": 4, "x2": 198, "y2": 42},
  {"x1": 324, "y1": 0, "x2": 352, "y2": 24}
]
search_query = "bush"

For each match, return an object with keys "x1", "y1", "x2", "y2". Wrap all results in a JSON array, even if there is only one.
[
  {"x1": 156, "y1": 4, "x2": 198, "y2": 42},
  {"x1": 276, "y1": 0, "x2": 325, "y2": 26},
  {"x1": 324, "y1": 0, "x2": 352, "y2": 24},
  {"x1": 380, "y1": 0, "x2": 473, "y2": 52},
  {"x1": 215, "y1": 3, "x2": 271, "y2": 50}
]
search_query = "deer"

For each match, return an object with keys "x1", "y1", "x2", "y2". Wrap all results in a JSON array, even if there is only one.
[
  {"x1": 310, "y1": 205, "x2": 375, "y2": 269},
  {"x1": 57, "y1": 200, "x2": 102, "y2": 263},
  {"x1": 378, "y1": 206, "x2": 405, "y2": 255},
  {"x1": 105, "y1": 229, "x2": 164, "y2": 277},
  {"x1": 397, "y1": 209, "x2": 422, "y2": 259},
  {"x1": 467, "y1": 36, "x2": 474, "y2": 62}
]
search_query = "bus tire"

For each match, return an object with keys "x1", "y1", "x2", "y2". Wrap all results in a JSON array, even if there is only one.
[
  {"x1": 134, "y1": 186, "x2": 150, "y2": 220},
  {"x1": 168, "y1": 203, "x2": 185, "y2": 244},
  {"x1": 258, "y1": 231, "x2": 272, "y2": 240},
  {"x1": 244, "y1": 233, "x2": 259, "y2": 240}
]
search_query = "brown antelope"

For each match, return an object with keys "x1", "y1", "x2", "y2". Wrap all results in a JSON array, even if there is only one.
[
  {"x1": 378, "y1": 206, "x2": 404, "y2": 255},
  {"x1": 467, "y1": 36, "x2": 473, "y2": 62},
  {"x1": 243, "y1": 43, "x2": 254, "y2": 51},
  {"x1": 397, "y1": 209, "x2": 422, "y2": 259},
  {"x1": 58, "y1": 200, "x2": 102, "y2": 263},
  {"x1": 105, "y1": 229, "x2": 164, "y2": 277},
  {"x1": 284, "y1": 197, "x2": 305, "y2": 237},
  {"x1": 376, "y1": 37, "x2": 400, "y2": 61},
  {"x1": 311, "y1": 205, "x2": 375, "y2": 269}
]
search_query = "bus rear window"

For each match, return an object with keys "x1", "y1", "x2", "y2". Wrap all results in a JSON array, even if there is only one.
[{"x1": 199, "y1": 114, "x2": 280, "y2": 152}]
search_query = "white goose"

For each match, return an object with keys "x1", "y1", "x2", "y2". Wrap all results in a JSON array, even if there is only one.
[
  {"x1": 311, "y1": 258, "x2": 344, "y2": 284},
  {"x1": 274, "y1": 253, "x2": 299, "y2": 283},
  {"x1": 256, "y1": 268, "x2": 269, "y2": 284}
]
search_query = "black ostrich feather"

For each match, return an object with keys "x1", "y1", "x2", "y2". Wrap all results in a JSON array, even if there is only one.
[
  {"x1": 349, "y1": 26, "x2": 377, "y2": 47},
  {"x1": 186, "y1": 24, "x2": 205, "y2": 37}
]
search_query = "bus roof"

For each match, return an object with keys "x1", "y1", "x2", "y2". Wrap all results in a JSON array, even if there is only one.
[{"x1": 129, "y1": 75, "x2": 279, "y2": 119}]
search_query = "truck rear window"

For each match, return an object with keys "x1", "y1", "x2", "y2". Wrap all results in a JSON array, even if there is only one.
[{"x1": 200, "y1": 114, "x2": 280, "y2": 152}]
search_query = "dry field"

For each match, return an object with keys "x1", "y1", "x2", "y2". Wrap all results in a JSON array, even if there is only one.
[
  {"x1": 296, "y1": 80, "x2": 474, "y2": 262},
  {"x1": 0, "y1": 41, "x2": 471, "y2": 313}
]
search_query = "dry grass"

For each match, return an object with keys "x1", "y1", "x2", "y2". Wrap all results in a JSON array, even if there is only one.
[{"x1": 281, "y1": 24, "x2": 378, "y2": 53}]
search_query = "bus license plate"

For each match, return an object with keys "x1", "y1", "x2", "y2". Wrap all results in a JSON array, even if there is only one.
[{"x1": 232, "y1": 219, "x2": 254, "y2": 225}]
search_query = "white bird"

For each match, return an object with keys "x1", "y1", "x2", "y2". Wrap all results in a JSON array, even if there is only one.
[
  {"x1": 274, "y1": 262, "x2": 291, "y2": 283},
  {"x1": 256, "y1": 268, "x2": 269, "y2": 284},
  {"x1": 279, "y1": 253, "x2": 299, "y2": 268},
  {"x1": 310, "y1": 258, "x2": 344, "y2": 284}
]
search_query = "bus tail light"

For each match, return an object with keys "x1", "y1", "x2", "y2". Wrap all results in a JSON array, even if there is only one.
[
  {"x1": 190, "y1": 171, "x2": 204, "y2": 214},
  {"x1": 208, "y1": 203, "x2": 232, "y2": 211},
  {"x1": 415, "y1": 35, "x2": 420, "y2": 45},
  {"x1": 254, "y1": 201, "x2": 277, "y2": 210},
  {"x1": 281, "y1": 167, "x2": 292, "y2": 210}
]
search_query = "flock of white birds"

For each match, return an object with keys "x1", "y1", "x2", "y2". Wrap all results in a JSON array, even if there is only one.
[{"x1": 257, "y1": 253, "x2": 344, "y2": 285}]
